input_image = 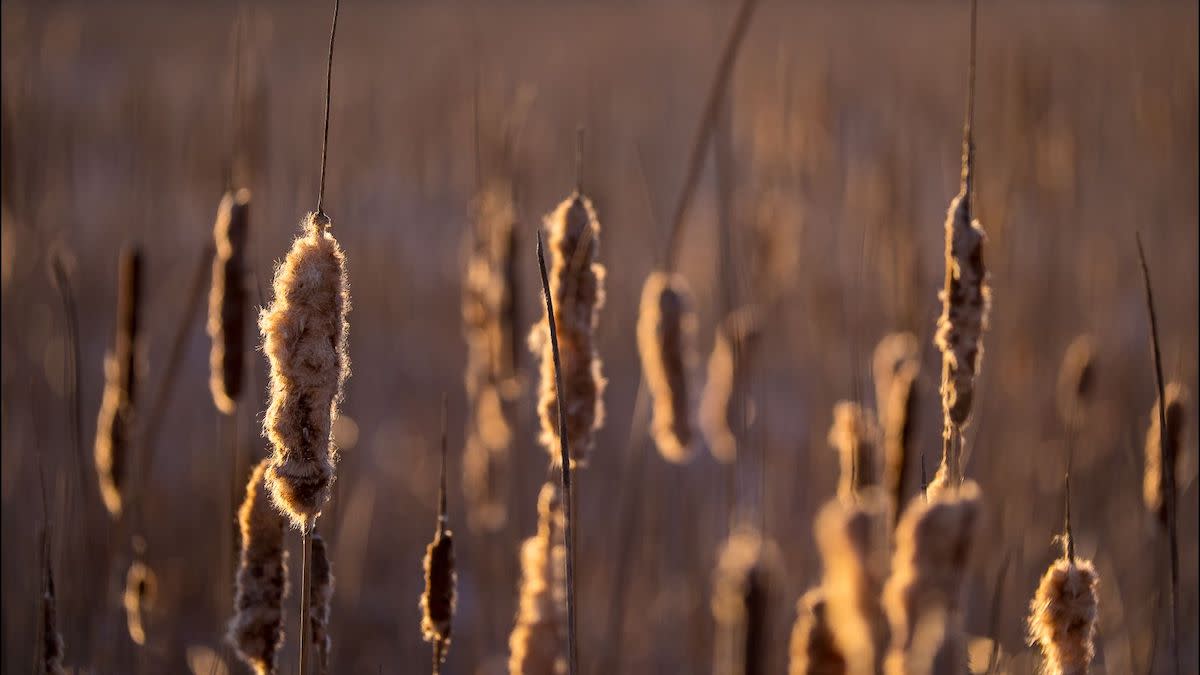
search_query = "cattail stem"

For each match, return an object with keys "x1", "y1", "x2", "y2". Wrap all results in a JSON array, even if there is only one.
[
  {"x1": 300, "y1": 522, "x2": 312, "y2": 675},
  {"x1": 316, "y1": 0, "x2": 339, "y2": 216},
  {"x1": 536, "y1": 232, "x2": 578, "y2": 675},
  {"x1": 1136, "y1": 233, "x2": 1178, "y2": 675}
]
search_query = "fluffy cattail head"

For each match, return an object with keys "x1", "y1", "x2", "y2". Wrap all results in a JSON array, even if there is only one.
[
  {"x1": 208, "y1": 188, "x2": 252, "y2": 414},
  {"x1": 637, "y1": 270, "x2": 698, "y2": 463},
  {"x1": 509, "y1": 481, "x2": 567, "y2": 675},
  {"x1": 94, "y1": 244, "x2": 143, "y2": 518},
  {"x1": 883, "y1": 481, "x2": 982, "y2": 675},
  {"x1": 788, "y1": 589, "x2": 847, "y2": 675},
  {"x1": 828, "y1": 402, "x2": 881, "y2": 502},
  {"x1": 529, "y1": 193, "x2": 606, "y2": 467},
  {"x1": 700, "y1": 306, "x2": 762, "y2": 464},
  {"x1": 228, "y1": 459, "x2": 289, "y2": 675},
  {"x1": 123, "y1": 559, "x2": 158, "y2": 646},
  {"x1": 309, "y1": 533, "x2": 334, "y2": 675},
  {"x1": 1055, "y1": 335, "x2": 1096, "y2": 427},
  {"x1": 464, "y1": 179, "x2": 520, "y2": 387},
  {"x1": 420, "y1": 525, "x2": 456, "y2": 665},
  {"x1": 712, "y1": 525, "x2": 784, "y2": 675},
  {"x1": 1144, "y1": 382, "x2": 1188, "y2": 526},
  {"x1": 883, "y1": 361, "x2": 919, "y2": 523},
  {"x1": 260, "y1": 212, "x2": 350, "y2": 529},
  {"x1": 873, "y1": 332, "x2": 919, "y2": 423},
  {"x1": 1028, "y1": 557, "x2": 1100, "y2": 675}
]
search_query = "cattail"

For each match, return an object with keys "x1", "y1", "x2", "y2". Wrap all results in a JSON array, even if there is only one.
[
  {"x1": 1055, "y1": 335, "x2": 1096, "y2": 428},
  {"x1": 41, "y1": 553, "x2": 66, "y2": 675},
  {"x1": 123, "y1": 559, "x2": 157, "y2": 646},
  {"x1": 814, "y1": 490, "x2": 892, "y2": 675},
  {"x1": 700, "y1": 306, "x2": 762, "y2": 464},
  {"x1": 637, "y1": 270, "x2": 698, "y2": 463},
  {"x1": 508, "y1": 481, "x2": 567, "y2": 675},
  {"x1": 882, "y1": 360, "x2": 919, "y2": 524},
  {"x1": 94, "y1": 244, "x2": 142, "y2": 518},
  {"x1": 882, "y1": 481, "x2": 982, "y2": 675},
  {"x1": 529, "y1": 193, "x2": 606, "y2": 466},
  {"x1": 787, "y1": 589, "x2": 847, "y2": 675},
  {"x1": 260, "y1": 212, "x2": 350, "y2": 529},
  {"x1": 872, "y1": 332, "x2": 918, "y2": 423},
  {"x1": 228, "y1": 459, "x2": 289, "y2": 675},
  {"x1": 828, "y1": 402, "x2": 881, "y2": 502},
  {"x1": 309, "y1": 532, "x2": 334, "y2": 675},
  {"x1": 1028, "y1": 555, "x2": 1100, "y2": 675},
  {"x1": 463, "y1": 423, "x2": 511, "y2": 533},
  {"x1": 1144, "y1": 382, "x2": 1188, "y2": 527},
  {"x1": 712, "y1": 526, "x2": 783, "y2": 675},
  {"x1": 208, "y1": 188, "x2": 251, "y2": 414}
]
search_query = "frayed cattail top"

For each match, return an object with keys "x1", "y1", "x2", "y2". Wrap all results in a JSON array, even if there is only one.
[
  {"x1": 1055, "y1": 335, "x2": 1096, "y2": 428},
  {"x1": 310, "y1": 533, "x2": 334, "y2": 675},
  {"x1": 700, "y1": 306, "x2": 762, "y2": 464},
  {"x1": 123, "y1": 559, "x2": 157, "y2": 646},
  {"x1": 788, "y1": 589, "x2": 847, "y2": 675},
  {"x1": 260, "y1": 212, "x2": 350, "y2": 528},
  {"x1": 637, "y1": 270, "x2": 698, "y2": 463},
  {"x1": 509, "y1": 481, "x2": 567, "y2": 675},
  {"x1": 712, "y1": 526, "x2": 783, "y2": 675},
  {"x1": 828, "y1": 402, "x2": 881, "y2": 502},
  {"x1": 882, "y1": 361, "x2": 919, "y2": 523},
  {"x1": 882, "y1": 481, "x2": 982, "y2": 675},
  {"x1": 421, "y1": 521, "x2": 456, "y2": 667},
  {"x1": 529, "y1": 193, "x2": 606, "y2": 467},
  {"x1": 1144, "y1": 382, "x2": 1188, "y2": 526},
  {"x1": 208, "y1": 188, "x2": 251, "y2": 414},
  {"x1": 1028, "y1": 556, "x2": 1099, "y2": 675},
  {"x1": 94, "y1": 244, "x2": 142, "y2": 518},
  {"x1": 463, "y1": 180, "x2": 520, "y2": 390},
  {"x1": 872, "y1": 332, "x2": 918, "y2": 423},
  {"x1": 815, "y1": 491, "x2": 892, "y2": 675},
  {"x1": 42, "y1": 557, "x2": 66, "y2": 675},
  {"x1": 228, "y1": 459, "x2": 289, "y2": 675}
]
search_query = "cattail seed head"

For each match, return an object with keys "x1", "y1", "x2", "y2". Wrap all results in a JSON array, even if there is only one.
[
  {"x1": 883, "y1": 360, "x2": 920, "y2": 522},
  {"x1": 463, "y1": 428, "x2": 511, "y2": 533},
  {"x1": 464, "y1": 180, "x2": 521, "y2": 388},
  {"x1": 1055, "y1": 335, "x2": 1096, "y2": 427},
  {"x1": 1028, "y1": 557, "x2": 1100, "y2": 675},
  {"x1": 208, "y1": 188, "x2": 251, "y2": 414},
  {"x1": 637, "y1": 270, "x2": 698, "y2": 463},
  {"x1": 228, "y1": 459, "x2": 289, "y2": 675},
  {"x1": 123, "y1": 559, "x2": 157, "y2": 646},
  {"x1": 712, "y1": 526, "x2": 784, "y2": 675},
  {"x1": 828, "y1": 402, "x2": 881, "y2": 502},
  {"x1": 529, "y1": 193, "x2": 606, "y2": 467},
  {"x1": 873, "y1": 332, "x2": 919, "y2": 423},
  {"x1": 260, "y1": 212, "x2": 350, "y2": 528},
  {"x1": 788, "y1": 589, "x2": 847, "y2": 675},
  {"x1": 700, "y1": 306, "x2": 762, "y2": 464},
  {"x1": 94, "y1": 244, "x2": 142, "y2": 518},
  {"x1": 509, "y1": 482, "x2": 567, "y2": 675},
  {"x1": 420, "y1": 523, "x2": 456, "y2": 665},
  {"x1": 310, "y1": 533, "x2": 334, "y2": 675},
  {"x1": 1144, "y1": 382, "x2": 1188, "y2": 526}
]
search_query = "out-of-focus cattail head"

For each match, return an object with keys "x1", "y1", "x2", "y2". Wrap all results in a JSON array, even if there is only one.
[
  {"x1": 123, "y1": 559, "x2": 158, "y2": 646},
  {"x1": 637, "y1": 270, "x2": 698, "y2": 463},
  {"x1": 1028, "y1": 556, "x2": 1100, "y2": 675},
  {"x1": 41, "y1": 551, "x2": 66, "y2": 675},
  {"x1": 883, "y1": 360, "x2": 920, "y2": 523},
  {"x1": 873, "y1": 332, "x2": 919, "y2": 422},
  {"x1": 712, "y1": 525, "x2": 784, "y2": 675},
  {"x1": 1144, "y1": 382, "x2": 1189, "y2": 527},
  {"x1": 309, "y1": 533, "x2": 334, "y2": 675},
  {"x1": 700, "y1": 306, "x2": 762, "y2": 464},
  {"x1": 420, "y1": 524, "x2": 456, "y2": 667},
  {"x1": 882, "y1": 481, "x2": 982, "y2": 675},
  {"x1": 509, "y1": 481, "x2": 567, "y2": 675},
  {"x1": 228, "y1": 459, "x2": 289, "y2": 675},
  {"x1": 260, "y1": 212, "x2": 350, "y2": 529},
  {"x1": 208, "y1": 188, "x2": 252, "y2": 414},
  {"x1": 464, "y1": 179, "x2": 521, "y2": 387},
  {"x1": 94, "y1": 244, "x2": 143, "y2": 518},
  {"x1": 529, "y1": 192, "x2": 606, "y2": 467},
  {"x1": 462, "y1": 425, "x2": 511, "y2": 533},
  {"x1": 787, "y1": 589, "x2": 847, "y2": 675},
  {"x1": 815, "y1": 490, "x2": 893, "y2": 675},
  {"x1": 828, "y1": 402, "x2": 881, "y2": 502},
  {"x1": 1055, "y1": 335, "x2": 1096, "y2": 427}
]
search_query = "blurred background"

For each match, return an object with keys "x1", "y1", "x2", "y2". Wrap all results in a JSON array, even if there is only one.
[{"x1": 1, "y1": 1, "x2": 1197, "y2": 674}]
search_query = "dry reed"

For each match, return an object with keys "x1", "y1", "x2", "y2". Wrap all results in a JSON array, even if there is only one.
[
  {"x1": 94, "y1": 244, "x2": 142, "y2": 518},
  {"x1": 1144, "y1": 382, "x2": 1188, "y2": 527},
  {"x1": 309, "y1": 533, "x2": 334, "y2": 675},
  {"x1": 228, "y1": 459, "x2": 289, "y2": 675},
  {"x1": 637, "y1": 270, "x2": 698, "y2": 463},
  {"x1": 508, "y1": 481, "x2": 567, "y2": 675},
  {"x1": 828, "y1": 402, "x2": 881, "y2": 502},
  {"x1": 1028, "y1": 553, "x2": 1100, "y2": 675},
  {"x1": 700, "y1": 306, "x2": 762, "y2": 464},
  {"x1": 787, "y1": 589, "x2": 847, "y2": 675},
  {"x1": 260, "y1": 212, "x2": 350, "y2": 529},
  {"x1": 208, "y1": 188, "x2": 251, "y2": 414},
  {"x1": 712, "y1": 525, "x2": 782, "y2": 675},
  {"x1": 123, "y1": 559, "x2": 157, "y2": 646},
  {"x1": 1055, "y1": 335, "x2": 1096, "y2": 427}
]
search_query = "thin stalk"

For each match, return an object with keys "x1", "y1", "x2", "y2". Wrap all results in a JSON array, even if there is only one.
[
  {"x1": 536, "y1": 232, "x2": 578, "y2": 675},
  {"x1": 300, "y1": 521, "x2": 312, "y2": 675},
  {"x1": 48, "y1": 254, "x2": 85, "y2": 521},
  {"x1": 316, "y1": 0, "x2": 340, "y2": 217}
]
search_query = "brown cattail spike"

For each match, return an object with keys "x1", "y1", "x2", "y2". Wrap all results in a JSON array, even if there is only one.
[
  {"x1": 1056, "y1": 335, "x2": 1096, "y2": 428},
  {"x1": 828, "y1": 402, "x2": 882, "y2": 502},
  {"x1": 421, "y1": 398, "x2": 457, "y2": 672},
  {"x1": 95, "y1": 244, "x2": 142, "y2": 518},
  {"x1": 700, "y1": 306, "x2": 762, "y2": 464},
  {"x1": 712, "y1": 526, "x2": 783, "y2": 675},
  {"x1": 1028, "y1": 556, "x2": 1100, "y2": 675},
  {"x1": 872, "y1": 332, "x2": 918, "y2": 423},
  {"x1": 260, "y1": 212, "x2": 350, "y2": 529},
  {"x1": 228, "y1": 459, "x2": 289, "y2": 675},
  {"x1": 508, "y1": 481, "x2": 567, "y2": 675},
  {"x1": 637, "y1": 270, "x2": 698, "y2": 463},
  {"x1": 1144, "y1": 382, "x2": 1188, "y2": 527},
  {"x1": 529, "y1": 192, "x2": 606, "y2": 467},
  {"x1": 883, "y1": 360, "x2": 919, "y2": 527},
  {"x1": 123, "y1": 559, "x2": 157, "y2": 646},
  {"x1": 787, "y1": 589, "x2": 847, "y2": 675},
  {"x1": 309, "y1": 532, "x2": 334, "y2": 675},
  {"x1": 208, "y1": 188, "x2": 251, "y2": 414}
]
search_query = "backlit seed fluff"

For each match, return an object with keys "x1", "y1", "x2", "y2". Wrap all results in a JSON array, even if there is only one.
[
  {"x1": 420, "y1": 523, "x2": 456, "y2": 666},
  {"x1": 260, "y1": 212, "x2": 350, "y2": 528},
  {"x1": 1028, "y1": 557, "x2": 1100, "y2": 675},
  {"x1": 94, "y1": 244, "x2": 142, "y2": 518},
  {"x1": 828, "y1": 402, "x2": 881, "y2": 502},
  {"x1": 529, "y1": 193, "x2": 606, "y2": 467},
  {"x1": 873, "y1": 332, "x2": 919, "y2": 423},
  {"x1": 1055, "y1": 335, "x2": 1096, "y2": 427},
  {"x1": 228, "y1": 459, "x2": 289, "y2": 675},
  {"x1": 637, "y1": 270, "x2": 698, "y2": 463},
  {"x1": 1144, "y1": 382, "x2": 1188, "y2": 526},
  {"x1": 208, "y1": 188, "x2": 251, "y2": 414},
  {"x1": 700, "y1": 306, "x2": 762, "y2": 464},
  {"x1": 508, "y1": 482, "x2": 567, "y2": 675},
  {"x1": 788, "y1": 589, "x2": 847, "y2": 675},
  {"x1": 123, "y1": 560, "x2": 157, "y2": 646},
  {"x1": 310, "y1": 533, "x2": 334, "y2": 675}
]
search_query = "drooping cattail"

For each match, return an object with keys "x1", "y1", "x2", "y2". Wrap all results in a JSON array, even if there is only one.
[
  {"x1": 309, "y1": 532, "x2": 334, "y2": 675},
  {"x1": 208, "y1": 188, "x2": 251, "y2": 414},
  {"x1": 508, "y1": 481, "x2": 567, "y2": 675},
  {"x1": 260, "y1": 212, "x2": 350, "y2": 529},
  {"x1": 1028, "y1": 546, "x2": 1100, "y2": 675},
  {"x1": 814, "y1": 490, "x2": 892, "y2": 675},
  {"x1": 41, "y1": 549, "x2": 66, "y2": 675},
  {"x1": 637, "y1": 270, "x2": 698, "y2": 463},
  {"x1": 882, "y1": 360, "x2": 919, "y2": 526},
  {"x1": 1144, "y1": 382, "x2": 1188, "y2": 527},
  {"x1": 1055, "y1": 335, "x2": 1096, "y2": 428},
  {"x1": 712, "y1": 525, "x2": 783, "y2": 675},
  {"x1": 228, "y1": 459, "x2": 289, "y2": 675},
  {"x1": 882, "y1": 481, "x2": 982, "y2": 675},
  {"x1": 787, "y1": 589, "x2": 847, "y2": 675},
  {"x1": 421, "y1": 404, "x2": 457, "y2": 672},
  {"x1": 529, "y1": 193, "x2": 606, "y2": 466},
  {"x1": 123, "y1": 559, "x2": 158, "y2": 646},
  {"x1": 95, "y1": 244, "x2": 142, "y2": 518},
  {"x1": 700, "y1": 306, "x2": 762, "y2": 464},
  {"x1": 872, "y1": 332, "x2": 918, "y2": 423},
  {"x1": 828, "y1": 402, "x2": 881, "y2": 502}
]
